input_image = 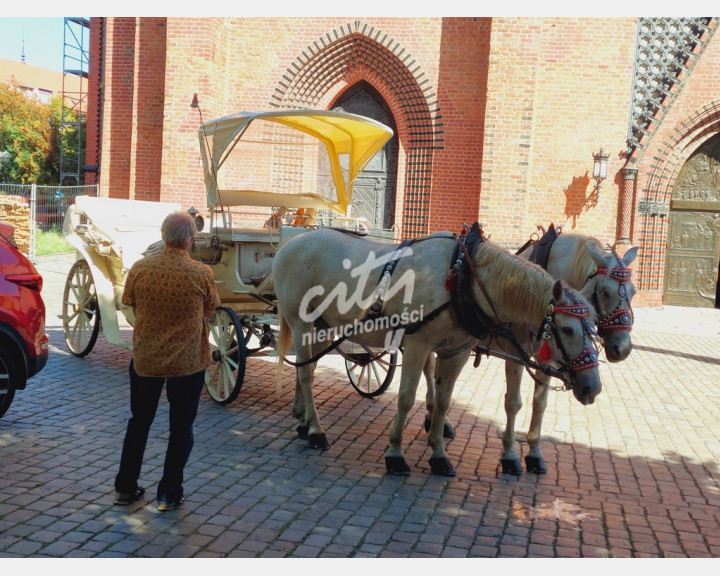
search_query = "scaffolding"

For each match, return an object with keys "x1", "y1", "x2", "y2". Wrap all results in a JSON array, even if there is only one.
[{"x1": 60, "y1": 17, "x2": 90, "y2": 186}]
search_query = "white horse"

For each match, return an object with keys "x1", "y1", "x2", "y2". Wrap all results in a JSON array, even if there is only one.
[
  {"x1": 502, "y1": 229, "x2": 638, "y2": 474},
  {"x1": 272, "y1": 227, "x2": 602, "y2": 476},
  {"x1": 424, "y1": 227, "x2": 638, "y2": 475}
]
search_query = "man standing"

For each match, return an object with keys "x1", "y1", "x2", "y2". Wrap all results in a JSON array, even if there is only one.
[{"x1": 114, "y1": 211, "x2": 220, "y2": 511}]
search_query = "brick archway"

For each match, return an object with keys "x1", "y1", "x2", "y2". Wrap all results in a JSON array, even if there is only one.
[
  {"x1": 268, "y1": 21, "x2": 442, "y2": 237},
  {"x1": 636, "y1": 100, "x2": 720, "y2": 293}
]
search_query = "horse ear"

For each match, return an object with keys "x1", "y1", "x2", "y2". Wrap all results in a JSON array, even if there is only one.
[
  {"x1": 586, "y1": 242, "x2": 608, "y2": 268},
  {"x1": 622, "y1": 246, "x2": 639, "y2": 266},
  {"x1": 552, "y1": 280, "x2": 564, "y2": 301}
]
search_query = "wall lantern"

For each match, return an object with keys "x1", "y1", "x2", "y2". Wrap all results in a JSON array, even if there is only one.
[{"x1": 592, "y1": 148, "x2": 610, "y2": 196}]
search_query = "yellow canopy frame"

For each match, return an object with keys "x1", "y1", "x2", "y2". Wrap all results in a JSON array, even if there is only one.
[{"x1": 199, "y1": 110, "x2": 394, "y2": 215}]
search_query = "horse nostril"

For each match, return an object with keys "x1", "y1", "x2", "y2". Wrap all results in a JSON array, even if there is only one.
[{"x1": 581, "y1": 386, "x2": 596, "y2": 405}]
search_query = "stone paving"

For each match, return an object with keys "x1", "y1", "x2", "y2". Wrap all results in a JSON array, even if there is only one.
[{"x1": 1, "y1": 252, "x2": 719, "y2": 557}]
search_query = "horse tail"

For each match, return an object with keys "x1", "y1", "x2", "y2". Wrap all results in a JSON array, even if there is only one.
[{"x1": 275, "y1": 304, "x2": 292, "y2": 396}]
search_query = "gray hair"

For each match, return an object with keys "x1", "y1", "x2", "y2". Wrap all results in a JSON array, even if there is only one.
[{"x1": 161, "y1": 212, "x2": 197, "y2": 248}]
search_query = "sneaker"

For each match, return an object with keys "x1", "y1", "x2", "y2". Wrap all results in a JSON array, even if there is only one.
[
  {"x1": 114, "y1": 486, "x2": 146, "y2": 505},
  {"x1": 157, "y1": 494, "x2": 184, "y2": 512}
]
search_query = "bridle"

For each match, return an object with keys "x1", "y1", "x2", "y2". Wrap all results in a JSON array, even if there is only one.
[
  {"x1": 586, "y1": 249, "x2": 634, "y2": 334},
  {"x1": 535, "y1": 288, "x2": 600, "y2": 382},
  {"x1": 452, "y1": 226, "x2": 599, "y2": 390}
]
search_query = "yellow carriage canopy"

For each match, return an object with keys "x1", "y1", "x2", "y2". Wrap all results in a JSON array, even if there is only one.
[{"x1": 198, "y1": 110, "x2": 394, "y2": 215}]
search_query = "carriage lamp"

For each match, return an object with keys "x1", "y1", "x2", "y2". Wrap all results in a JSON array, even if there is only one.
[
  {"x1": 592, "y1": 148, "x2": 610, "y2": 196},
  {"x1": 191, "y1": 93, "x2": 199, "y2": 108}
]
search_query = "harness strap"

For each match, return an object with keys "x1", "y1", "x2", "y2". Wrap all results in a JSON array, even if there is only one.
[
  {"x1": 367, "y1": 239, "x2": 415, "y2": 318},
  {"x1": 514, "y1": 237, "x2": 535, "y2": 256},
  {"x1": 449, "y1": 223, "x2": 505, "y2": 340},
  {"x1": 289, "y1": 236, "x2": 447, "y2": 367},
  {"x1": 285, "y1": 335, "x2": 350, "y2": 368},
  {"x1": 403, "y1": 300, "x2": 452, "y2": 335},
  {"x1": 528, "y1": 223, "x2": 560, "y2": 269}
]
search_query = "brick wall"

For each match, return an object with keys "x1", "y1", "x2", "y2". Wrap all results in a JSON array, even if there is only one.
[
  {"x1": 481, "y1": 18, "x2": 637, "y2": 249},
  {"x1": 87, "y1": 17, "x2": 720, "y2": 306}
]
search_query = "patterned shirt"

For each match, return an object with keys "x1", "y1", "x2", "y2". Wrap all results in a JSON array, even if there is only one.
[{"x1": 122, "y1": 246, "x2": 221, "y2": 377}]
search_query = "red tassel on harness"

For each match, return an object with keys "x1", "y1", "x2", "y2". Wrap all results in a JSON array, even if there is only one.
[{"x1": 538, "y1": 340, "x2": 551, "y2": 362}]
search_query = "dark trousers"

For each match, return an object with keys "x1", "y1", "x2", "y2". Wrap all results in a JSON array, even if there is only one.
[{"x1": 115, "y1": 359, "x2": 205, "y2": 501}]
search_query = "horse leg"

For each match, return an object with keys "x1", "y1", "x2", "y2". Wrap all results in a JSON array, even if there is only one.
[
  {"x1": 293, "y1": 373, "x2": 308, "y2": 439},
  {"x1": 525, "y1": 374, "x2": 550, "y2": 474},
  {"x1": 500, "y1": 361, "x2": 524, "y2": 476},
  {"x1": 426, "y1": 349, "x2": 471, "y2": 476},
  {"x1": 385, "y1": 344, "x2": 429, "y2": 475},
  {"x1": 423, "y1": 354, "x2": 456, "y2": 439},
  {"x1": 294, "y1": 356, "x2": 329, "y2": 450}
]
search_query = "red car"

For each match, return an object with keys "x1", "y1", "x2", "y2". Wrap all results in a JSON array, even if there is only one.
[{"x1": 0, "y1": 221, "x2": 49, "y2": 417}]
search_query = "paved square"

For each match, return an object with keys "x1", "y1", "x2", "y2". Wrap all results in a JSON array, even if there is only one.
[{"x1": 1, "y1": 253, "x2": 719, "y2": 557}]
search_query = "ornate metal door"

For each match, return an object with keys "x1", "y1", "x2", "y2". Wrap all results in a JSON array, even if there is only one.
[
  {"x1": 334, "y1": 84, "x2": 397, "y2": 230},
  {"x1": 664, "y1": 136, "x2": 720, "y2": 307}
]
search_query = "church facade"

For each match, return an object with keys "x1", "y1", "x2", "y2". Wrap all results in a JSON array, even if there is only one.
[{"x1": 84, "y1": 17, "x2": 720, "y2": 307}]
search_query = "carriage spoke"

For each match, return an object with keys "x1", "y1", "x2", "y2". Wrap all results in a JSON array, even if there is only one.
[
  {"x1": 205, "y1": 307, "x2": 246, "y2": 405},
  {"x1": 62, "y1": 260, "x2": 100, "y2": 357},
  {"x1": 344, "y1": 347, "x2": 397, "y2": 398}
]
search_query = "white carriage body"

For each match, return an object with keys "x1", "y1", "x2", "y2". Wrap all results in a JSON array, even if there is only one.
[{"x1": 62, "y1": 110, "x2": 395, "y2": 360}]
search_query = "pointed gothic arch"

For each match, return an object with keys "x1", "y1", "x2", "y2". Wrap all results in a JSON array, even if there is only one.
[
  {"x1": 267, "y1": 21, "x2": 443, "y2": 237},
  {"x1": 634, "y1": 100, "x2": 720, "y2": 294}
]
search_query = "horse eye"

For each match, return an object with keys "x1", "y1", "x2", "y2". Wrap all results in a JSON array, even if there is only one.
[{"x1": 561, "y1": 326, "x2": 574, "y2": 336}]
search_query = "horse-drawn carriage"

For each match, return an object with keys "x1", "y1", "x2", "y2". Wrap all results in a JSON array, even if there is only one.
[
  {"x1": 61, "y1": 109, "x2": 399, "y2": 404},
  {"x1": 61, "y1": 107, "x2": 638, "y2": 477}
]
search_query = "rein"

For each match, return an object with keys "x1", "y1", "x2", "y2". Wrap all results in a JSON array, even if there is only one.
[
  {"x1": 286, "y1": 234, "x2": 455, "y2": 368},
  {"x1": 451, "y1": 223, "x2": 597, "y2": 390}
]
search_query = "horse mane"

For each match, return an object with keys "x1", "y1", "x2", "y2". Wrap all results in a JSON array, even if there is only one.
[
  {"x1": 472, "y1": 240, "x2": 597, "y2": 326},
  {"x1": 561, "y1": 234, "x2": 606, "y2": 288},
  {"x1": 472, "y1": 241, "x2": 555, "y2": 321}
]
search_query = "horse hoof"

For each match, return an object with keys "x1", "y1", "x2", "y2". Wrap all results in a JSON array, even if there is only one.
[
  {"x1": 307, "y1": 433, "x2": 329, "y2": 450},
  {"x1": 296, "y1": 424, "x2": 309, "y2": 439},
  {"x1": 525, "y1": 455, "x2": 548, "y2": 474},
  {"x1": 423, "y1": 418, "x2": 456, "y2": 439},
  {"x1": 499, "y1": 458, "x2": 523, "y2": 476},
  {"x1": 429, "y1": 457, "x2": 456, "y2": 477},
  {"x1": 385, "y1": 456, "x2": 411, "y2": 476}
]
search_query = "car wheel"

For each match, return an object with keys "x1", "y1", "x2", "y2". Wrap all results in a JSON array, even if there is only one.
[{"x1": 0, "y1": 346, "x2": 18, "y2": 418}]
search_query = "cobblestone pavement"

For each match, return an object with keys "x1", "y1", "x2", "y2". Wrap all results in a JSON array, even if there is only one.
[{"x1": 1, "y1": 252, "x2": 719, "y2": 558}]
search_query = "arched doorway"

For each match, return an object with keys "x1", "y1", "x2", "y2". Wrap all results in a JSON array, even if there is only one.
[
  {"x1": 333, "y1": 82, "x2": 398, "y2": 230},
  {"x1": 664, "y1": 134, "x2": 720, "y2": 308}
]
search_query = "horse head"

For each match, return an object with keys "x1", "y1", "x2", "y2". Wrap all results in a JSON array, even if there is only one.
[
  {"x1": 537, "y1": 281, "x2": 601, "y2": 405},
  {"x1": 584, "y1": 244, "x2": 638, "y2": 362}
]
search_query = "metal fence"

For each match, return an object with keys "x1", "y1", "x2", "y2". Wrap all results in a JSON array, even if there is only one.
[{"x1": 0, "y1": 183, "x2": 99, "y2": 260}]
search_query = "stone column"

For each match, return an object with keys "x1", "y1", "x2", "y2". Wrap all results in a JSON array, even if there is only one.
[{"x1": 617, "y1": 167, "x2": 637, "y2": 245}]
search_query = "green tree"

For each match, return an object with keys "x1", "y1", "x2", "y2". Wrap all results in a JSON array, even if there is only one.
[{"x1": 0, "y1": 79, "x2": 60, "y2": 184}]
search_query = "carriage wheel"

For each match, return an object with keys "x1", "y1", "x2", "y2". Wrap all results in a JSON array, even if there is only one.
[
  {"x1": 343, "y1": 345, "x2": 398, "y2": 398},
  {"x1": 239, "y1": 317, "x2": 266, "y2": 355},
  {"x1": 205, "y1": 306, "x2": 247, "y2": 405},
  {"x1": 62, "y1": 259, "x2": 101, "y2": 358}
]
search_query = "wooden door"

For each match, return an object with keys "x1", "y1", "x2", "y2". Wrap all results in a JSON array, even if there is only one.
[{"x1": 334, "y1": 83, "x2": 397, "y2": 230}]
